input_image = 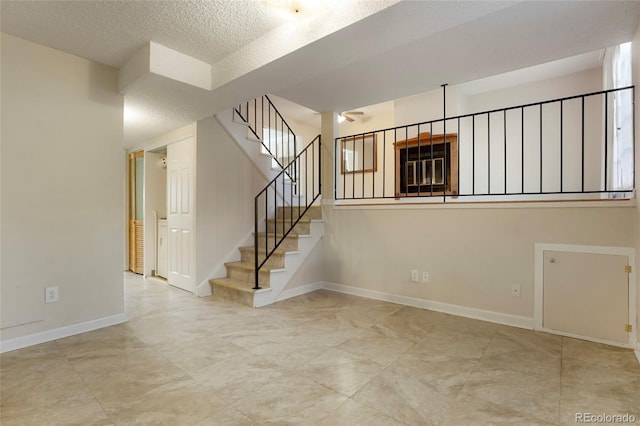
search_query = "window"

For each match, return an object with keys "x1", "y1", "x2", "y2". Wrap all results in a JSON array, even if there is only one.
[
  {"x1": 605, "y1": 42, "x2": 633, "y2": 195},
  {"x1": 612, "y1": 42, "x2": 633, "y2": 192}
]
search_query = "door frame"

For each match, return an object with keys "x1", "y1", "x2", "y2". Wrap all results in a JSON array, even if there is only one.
[
  {"x1": 129, "y1": 151, "x2": 145, "y2": 274},
  {"x1": 534, "y1": 243, "x2": 637, "y2": 348}
]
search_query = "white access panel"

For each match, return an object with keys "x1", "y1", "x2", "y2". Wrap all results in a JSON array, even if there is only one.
[{"x1": 534, "y1": 243, "x2": 636, "y2": 348}]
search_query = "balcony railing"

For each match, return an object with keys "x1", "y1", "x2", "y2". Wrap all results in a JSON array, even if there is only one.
[{"x1": 335, "y1": 86, "x2": 635, "y2": 202}]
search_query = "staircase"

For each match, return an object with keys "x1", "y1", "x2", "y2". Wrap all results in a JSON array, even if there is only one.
[
  {"x1": 209, "y1": 205, "x2": 322, "y2": 307},
  {"x1": 210, "y1": 96, "x2": 322, "y2": 307}
]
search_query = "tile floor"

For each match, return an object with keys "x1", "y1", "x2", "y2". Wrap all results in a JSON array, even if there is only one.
[{"x1": 2, "y1": 273, "x2": 639, "y2": 425}]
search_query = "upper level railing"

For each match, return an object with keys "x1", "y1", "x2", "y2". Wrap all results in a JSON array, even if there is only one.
[
  {"x1": 235, "y1": 95, "x2": 297, "y2": 180},
  {"x1": 335, "y1": 86, "x2": 635, "y2": 202}
]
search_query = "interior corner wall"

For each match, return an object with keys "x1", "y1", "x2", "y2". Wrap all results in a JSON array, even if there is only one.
[
  {"x1": 195, "y1": 116, "x2": 266, "y2": 287},
  {"x1": 1, "y1": 33, "x2": 125, "y2": 342},
  {"x1": 323, "y1": 206, "x2": 635, "y2": 319}
]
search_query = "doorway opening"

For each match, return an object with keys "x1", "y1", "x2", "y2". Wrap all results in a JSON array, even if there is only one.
[{"x1": 144, "y1": 147, "x2": 168, "y2": 280}]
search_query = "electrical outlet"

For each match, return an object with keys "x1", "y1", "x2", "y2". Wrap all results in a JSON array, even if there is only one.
[
  {"x1": 511, "y1": 284, "x2": 521, "y2": 297},
  {"x1": 410, "y1": 269, "x2": 419, "y2": 282},
  {"x1": 45, "y1": 286, "x2": 59, "y2": 303},
  {"x1": 422, "y1": 272, "x2": 430, "y2": 283}
]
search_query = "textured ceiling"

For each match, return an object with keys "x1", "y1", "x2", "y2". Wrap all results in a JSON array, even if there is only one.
[
  {"x1": 2, "y1": 1, "x2": 640, "y2": 148},
  {"x1": 0, "y1": 0, "x2": 285, "y2": 67}
]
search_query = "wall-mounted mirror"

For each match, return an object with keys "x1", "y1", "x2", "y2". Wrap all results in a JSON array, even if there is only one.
[{"x1": 341, "y1": 134, "x2": 377, "y2": 174}]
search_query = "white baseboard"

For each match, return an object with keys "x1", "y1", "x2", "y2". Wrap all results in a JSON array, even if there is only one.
[
  {"x1": 0, "y1": 313, "x2": 128, "y2": 354},
  {"x1": 321, "y1": 282, "x2": 534, "y2": 330},
  {"x1": 635, "y1": 342, "x2": 640, "y2": 365},
  {"x1": 277, "y1": 282, "x2": 323, "y2": 303}
]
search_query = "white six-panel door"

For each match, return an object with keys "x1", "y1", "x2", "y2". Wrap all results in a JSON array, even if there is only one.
[{"x1": 167, "y1": 137, "x2": 195, "y2": 293}]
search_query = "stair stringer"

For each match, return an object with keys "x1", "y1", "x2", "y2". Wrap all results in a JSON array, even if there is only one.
[
  {"x1": 215, "y1": 109, "x2": 278, "y2": 181},
  {"x1": 215, "y1": 109, "x2": 302, "y2": 206},
  {"x1": 253, "y1": 220, "x2": 324, "y2": 308}
]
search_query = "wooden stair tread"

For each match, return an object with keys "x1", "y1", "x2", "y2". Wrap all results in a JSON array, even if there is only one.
[{"x1": 209, "y1": 277, "x2": 270, "y2": 293}]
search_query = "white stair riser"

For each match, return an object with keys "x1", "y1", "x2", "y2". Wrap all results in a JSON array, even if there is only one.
[
  {"x1": 266, "y1": 220, "x2": 310, "y2": 235},
  {"x1": 240, "y1": 248, "x2": 286, "y2": 269},
  {"x1": 276, "y1": 205, "x2": 321, "y2": 220},
  {"x1": 256, "y1": 235, "x2": 299, "y2": 252},
  {"x1": 226, "y1": 265, "x2": 271, "y2": 287},
  {"x1": 210, "y1": 284, "x2": 254, "y2": 307}
]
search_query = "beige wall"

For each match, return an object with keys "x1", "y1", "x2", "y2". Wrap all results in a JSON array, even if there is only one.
[
  {"x1": 282, "y1": 241, "x2": 325, "y2": 290},
  {"x1": 394, "y1": 86, "x2": 460, "y2": 130},
  {"x1": 195, "y1": 116, "x2": 266, "y2": 286},
  {"x1": 339, "y1": 101, "x2": 395, "y2": 138},
  {"x1": 633, "y1": 28, "x2": 640, "y2": 343},
  {"x1": 289, "y1": 117, "x2": 320, "y2": 150},
  {"x1": 323, "y1": 205, "x2": 634, "y2": 318},
  {"x1": 1, "y1": 34, "x2": 124, "y2": 340},
  {"x1": 463, "y1": 68, "x2": 604, "y2": 195}
]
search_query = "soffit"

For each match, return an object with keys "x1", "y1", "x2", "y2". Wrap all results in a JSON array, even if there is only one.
[{"x1": 275, "y1": 1, "x2": 640, "y2": 113}]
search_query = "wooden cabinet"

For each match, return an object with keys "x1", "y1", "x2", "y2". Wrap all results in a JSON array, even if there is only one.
[
  {"x1": 129, "y1": 220, "x2": 144, "y2": 274},
  {"x1": 394, "y1": 132, "x2": 458, "y2": 197}
]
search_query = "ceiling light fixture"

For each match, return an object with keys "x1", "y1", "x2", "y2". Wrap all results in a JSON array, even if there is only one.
[
  {"x1": 262, "y1": 0, "x2": 330, "y2": 18},
  {"x1": 263, "y1": 0, "x2": 302, "y2": 15},
  {"x1": 337, "y1": 114, "x2": 346, "y2": 123}
]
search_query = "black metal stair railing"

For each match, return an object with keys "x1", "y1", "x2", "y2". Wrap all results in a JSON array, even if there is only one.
[
  {"x1": 235, "y1": 95, "x2": 297, "y2": 181},
  {"x1": 335, "y1": 86, "x2": 635, "y2": 202},
  {"x1": 253, "y1": 135, "x2": 321, "y2": 290}
]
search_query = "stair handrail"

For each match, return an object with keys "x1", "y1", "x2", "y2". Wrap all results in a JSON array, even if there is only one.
[
  {"x1": 253, "y1": 135, "x2": 321, "y2": 289},
  {"x1": 234, "y1": 95, "x2": 297, "y2": 182}
]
